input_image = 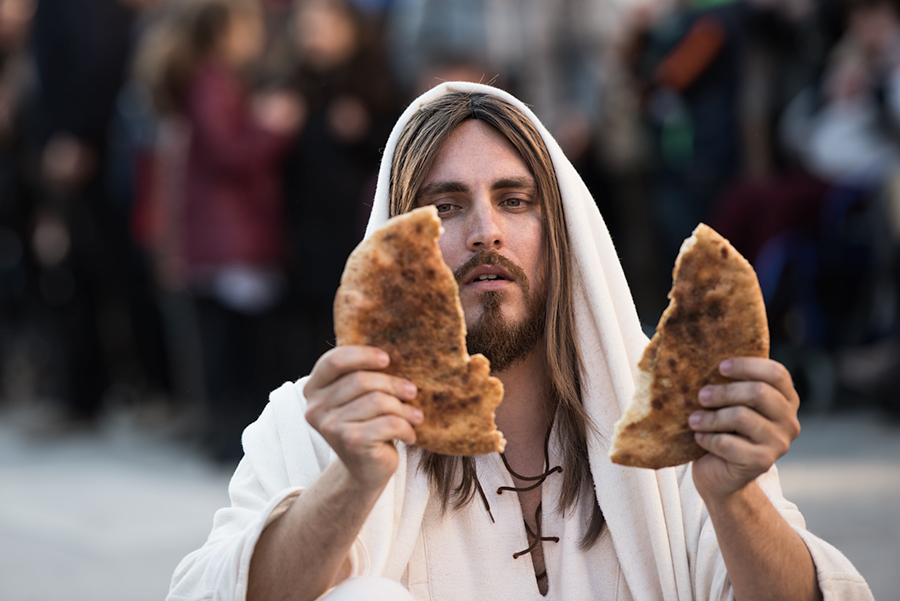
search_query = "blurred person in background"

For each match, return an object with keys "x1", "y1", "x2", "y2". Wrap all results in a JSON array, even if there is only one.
[
  {"x1": 136, "y1": 0, "x2": 303, "y2": 461},
  {"x1": 387, "y1": 0, "x2": 637, "y2": 262},
  {"x1": 386, "y1": 0, "x2": 619, "y2": 169},
  {"x1": 719, "y1": 0, "x2": 900, "y2": 332},
  {"x1": 706, "y1": 0, "x2": 835, "y2": 269},
  {"x1": 626, "y1": 0, "x2": 748, "y2": 276},
  {"x1": 102, "y1": 0, "x2": 181, "y2": 424},
  {"x1": 712, "y1": 0, "x2": 900, "y2": 406},
  {"x1": 280, "y1": 0, "x2": 400, "y2": 376},
  {"x1": 19, "y1": 0, "x2": 158, "y2": 429},
  {"x1": 623, "y1": 0, "x2": 859, "y2": 338},
  {"x1": 782, "y1": 0, "x2": 900, "y2": 188},
  {"x1": 0, "y1": 0, "x2": 35, "y2": 403}
]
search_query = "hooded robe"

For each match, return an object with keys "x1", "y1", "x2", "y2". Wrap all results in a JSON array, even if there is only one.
[{"x1": 167, "y1": 82, "x2": 873, "y2": 601}]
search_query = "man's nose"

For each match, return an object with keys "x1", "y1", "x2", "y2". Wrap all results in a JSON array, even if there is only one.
[{"x1": 466, "y1": 202, "x2": 504, "y2": 250}]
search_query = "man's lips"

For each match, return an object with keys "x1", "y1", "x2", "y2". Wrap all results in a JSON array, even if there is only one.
[
  {"x1": 453, "y1": 250, "x2": 530, "y2": 295},
  {"x1": 462, "y1": 265, "x2": 515, "y2": 286}
]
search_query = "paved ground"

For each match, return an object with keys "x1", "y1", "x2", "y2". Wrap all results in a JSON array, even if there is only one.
[
  {"x1": 776, "y1": 409, "x2": 900, "y2": 600},
  {"x1": 0, "y1": 407, "x2": 234, "y2": 601},
  {"x1": 0, "y1": 404, "x2": 896, "y2": 601}
]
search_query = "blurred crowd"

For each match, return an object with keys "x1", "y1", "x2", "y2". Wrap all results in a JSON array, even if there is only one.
[{"x1": 1, "y1": 0, "x2": 899, "y2": 462}]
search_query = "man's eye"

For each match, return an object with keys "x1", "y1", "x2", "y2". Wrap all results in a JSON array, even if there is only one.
[
  {"x1": 504, "y1": 198, "x2": 524, "y2": 207},
  {"x1": 435, "y1": 203, "x2": 453, "y2": 213}
]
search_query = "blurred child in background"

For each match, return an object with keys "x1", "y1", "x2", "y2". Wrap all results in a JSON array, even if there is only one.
[{"x1": 136, "y1": 0, "x2": 302, "y2": 461}]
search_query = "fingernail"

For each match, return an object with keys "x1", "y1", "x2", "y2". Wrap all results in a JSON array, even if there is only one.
[
  {"x1": 689, "y1": 412, "x2": 703, "y2": 427},
  {"x1": 698, "y1": 387, "x2": 712, "y2": 404},
  {"x1": 719, "y1": 359, "x2": 733, "y2": 374},
  {"x1": 405, "y1": 382, "x2": 418, "y2": 398},
  {"x1": 412, "y1": 408, "x2": 424, "y2": 423},
  {"x1": 378, "y1": 351, "x2": 391, "y2": 366}
]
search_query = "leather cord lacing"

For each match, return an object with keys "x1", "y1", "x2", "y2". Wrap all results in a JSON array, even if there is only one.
[
  {"x1": 475, "y1": 425, "x2": 562, "y2": 582},
  {"x1": 469, "y1": 425, "x2": 561, "y2": 594},
  {"x1": 500, "y1": 428, "x2": 562, "y2": 561},
  {"x1": 513, "y1": 500, "x2": 558, "y2": 560},
  {"x1": 497, "y1": 452, "x2": 562, "y2": 495},
  {"x1": 497, "y1": 426, "x2": 562, "y2": 559}
]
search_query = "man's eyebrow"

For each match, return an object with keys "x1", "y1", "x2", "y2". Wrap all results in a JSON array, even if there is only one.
[
  {"x1": 417, "y1": 181, "x2": 470, "y2": 199},
  {"x1": 491, "y1": 177, "x2": 535, "y2": 192}
]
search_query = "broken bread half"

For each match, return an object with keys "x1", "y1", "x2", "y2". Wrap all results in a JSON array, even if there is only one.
[
  {"x1": 333, "y1": 206, "x2": 506, "y2": 456},
  {"x1": 609, "y1": 223, "x2": 769, "y2": 469}
]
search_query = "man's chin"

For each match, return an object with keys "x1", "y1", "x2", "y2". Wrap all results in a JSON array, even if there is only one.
[
  {"x1": 461, "y1": 290, "x2": 525, "y2": 325},
  {"x1": 466, "y1": 300, "x2": 545, "y2": 372}
]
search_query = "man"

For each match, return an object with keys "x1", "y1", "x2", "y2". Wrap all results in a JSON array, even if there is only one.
[{"x1": 168, "y1": 82, "x2": 872, "y2": 600}]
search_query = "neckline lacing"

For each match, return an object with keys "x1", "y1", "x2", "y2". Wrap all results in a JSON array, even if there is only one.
[
  {"x1": 497, "y1": 423, "x2": 562, "y2": 495},
  {"x1": 496, "y1": 424, "x2": 562, "y2": 577},
  {"x1": 513, "y1": 501, "x2": 560, "y2": 559}
]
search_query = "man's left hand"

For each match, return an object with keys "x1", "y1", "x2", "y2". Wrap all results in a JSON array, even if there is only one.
[{"x1": 689, "y1": 357, "x2": 801, "y2": 500}]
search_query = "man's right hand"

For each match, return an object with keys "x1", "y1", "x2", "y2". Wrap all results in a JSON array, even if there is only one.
[
  {"x1": 250, "y1": 347, "x2": 421, "y2": 601},
  {"x1": 303, "y1": 346, "x2": 423, "y2": 491}
]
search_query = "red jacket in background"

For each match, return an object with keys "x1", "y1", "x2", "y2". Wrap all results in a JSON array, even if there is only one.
[{"x1": 181, "y1": 59, "x2": 291, "y2": 274}]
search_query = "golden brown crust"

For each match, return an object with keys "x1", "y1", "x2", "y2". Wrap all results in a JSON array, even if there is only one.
[
  {"x1": 333, "y1": 206, "x2": 506, "y2": 456},
  {"x1": 609, "y1": 223, "x2": 769, "y2": 469}
]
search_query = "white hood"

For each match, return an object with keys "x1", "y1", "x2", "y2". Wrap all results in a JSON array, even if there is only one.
[{"x1": 363, "y1": 81, "x2": 698, "y2": 600}]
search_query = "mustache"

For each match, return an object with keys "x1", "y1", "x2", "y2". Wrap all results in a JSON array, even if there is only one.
[{"x1": 453, "y1": 251, "x2": 529, "y2": 294}]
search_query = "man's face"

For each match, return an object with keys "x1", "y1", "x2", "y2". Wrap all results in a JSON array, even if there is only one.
[{"x1": 416, "y1": 119, "x2": 546, "y2": 370}]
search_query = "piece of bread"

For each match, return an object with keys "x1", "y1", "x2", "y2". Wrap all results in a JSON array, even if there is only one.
[
  {"x1": 609, "y1": 223, "x2": 769, "y2": 469},
  {"x1": 333, "y1": 206, "x2": 506, "y2": 456}
]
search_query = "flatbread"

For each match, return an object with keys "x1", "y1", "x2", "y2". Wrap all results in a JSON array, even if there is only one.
[
  {"x1": 609, "y1": 223, "x2": 769, "y2": 469},
  {"x1": 333, "y1": 206, "x2": 506, "y2": 456}
]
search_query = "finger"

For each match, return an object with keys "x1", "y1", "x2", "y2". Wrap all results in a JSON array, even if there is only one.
[
  {"x1": 699, "y1": 379, "x2": 785, "y2": 416},
  {"x1": 698, "y1": 380, "x2": 800, "y2": 440},
  {"x1": 718, "y1": 357, "x2": 798, "y2": 404},
  {"x1": 326, "y1": 369, "x2": 418, "y2": 410},
  {"x1": 369, "y1": 414, "x2": 419, "y2": 446},
  {"x1": 689, "y1": 406, "x2": 789, "y2": 455},
  {"x1": 693, "y1": 430, "x2": 777, "y2": 471},
  {"x1": 305, "y1": 346, "x2": 390, "y2": 393},
  {"x1": 331, "y1": 390, "x2": 424, "y2": 426},
  {"x1": 337, "y1": 414, "x2": 419, "y2": 450}
]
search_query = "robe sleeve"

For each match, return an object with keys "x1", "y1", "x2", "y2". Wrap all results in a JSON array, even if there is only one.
[
  {"x1": 166, "y1": 379, "x2": 370, "y2": 601},
  {"x1": 757, "y1": 468, "x2": 873, "y2": 600},
  {"x1": 679, "y1": 464, "x2": 873, "y2": 601}
]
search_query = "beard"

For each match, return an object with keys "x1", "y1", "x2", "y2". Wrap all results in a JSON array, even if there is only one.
[{"x1": 455, "y1": 251, "x2": 547, "y2": 372}]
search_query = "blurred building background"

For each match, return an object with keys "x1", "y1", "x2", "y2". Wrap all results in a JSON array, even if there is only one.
[{"x1": 0, "y1": 0, "x2": 898, "y2": 598}]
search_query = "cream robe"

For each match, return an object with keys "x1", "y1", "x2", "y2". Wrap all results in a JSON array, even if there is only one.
[{"x1": 168, "y1": 82, "x2": 873, "y2": 601}]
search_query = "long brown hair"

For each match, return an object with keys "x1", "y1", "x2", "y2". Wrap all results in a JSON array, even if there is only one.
[{"x1": 389, "y1": 91, "x2": 605, "y2": 547}]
